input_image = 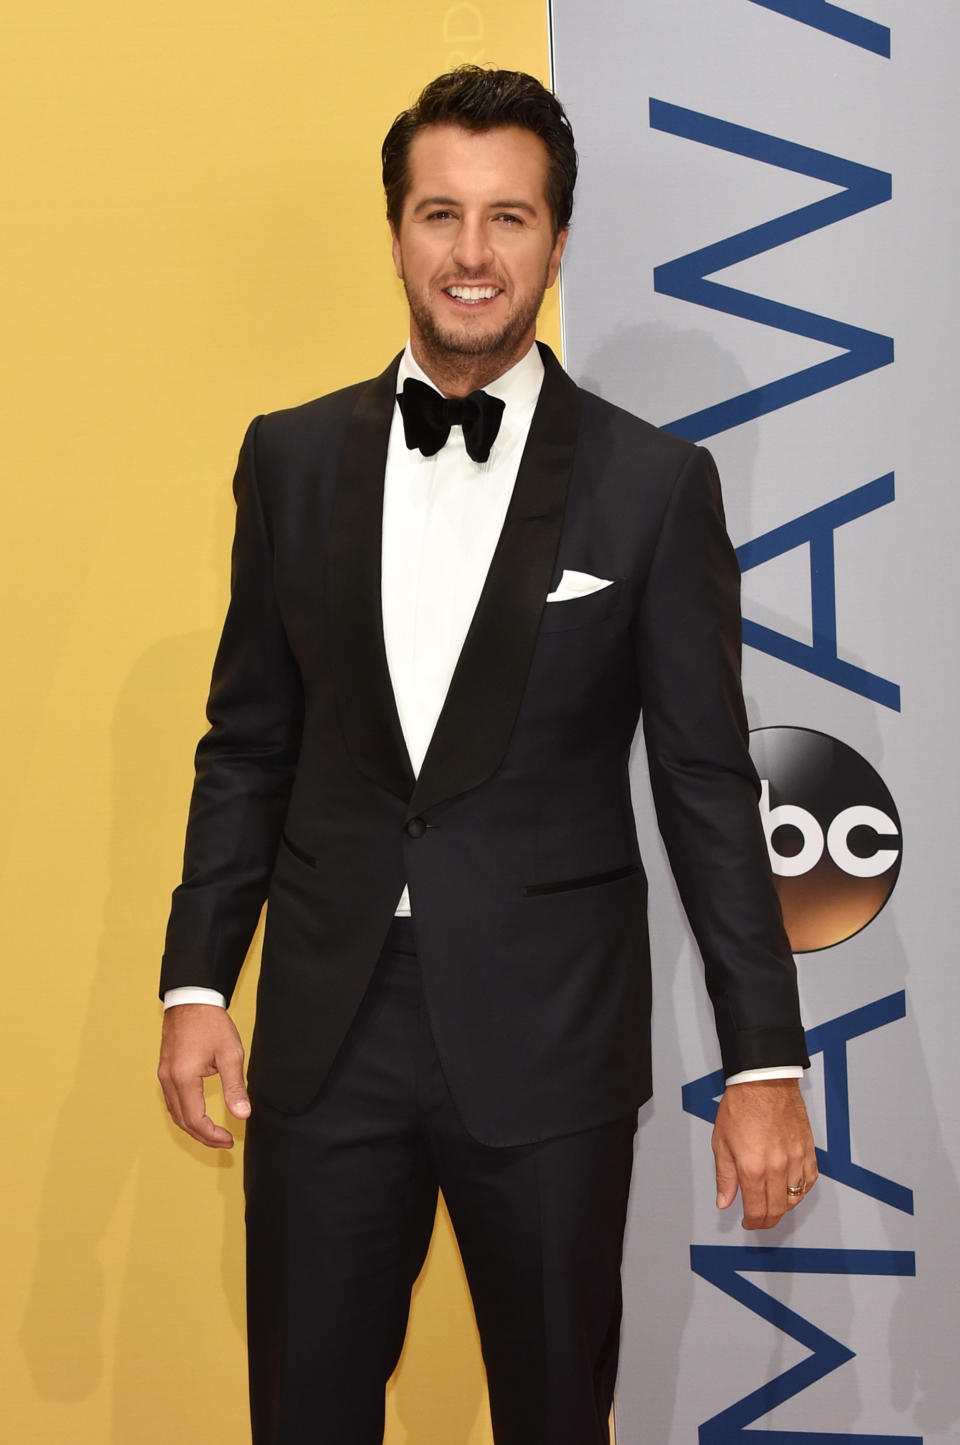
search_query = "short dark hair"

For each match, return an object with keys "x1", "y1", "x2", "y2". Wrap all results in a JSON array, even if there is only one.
[{"x1": 382, "y1": 66, "x2": 578, "y2": 237}]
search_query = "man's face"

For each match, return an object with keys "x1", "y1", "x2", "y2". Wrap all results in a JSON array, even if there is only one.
[{"x1": 390, "y1": 124, "x2": 567, "y2": 370}]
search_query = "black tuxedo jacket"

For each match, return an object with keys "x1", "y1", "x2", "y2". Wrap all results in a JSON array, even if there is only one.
[{"x1": 161, "y1": 343, "x2": 808, "y2": 1145}]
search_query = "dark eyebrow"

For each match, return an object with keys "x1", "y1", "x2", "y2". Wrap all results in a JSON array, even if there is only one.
[
  {"x1": 412, "y1": 196, "x2": 458, "y2": 212},
  {"x1": 411, "y1": 196, "x2": 539, "y2": 217}
]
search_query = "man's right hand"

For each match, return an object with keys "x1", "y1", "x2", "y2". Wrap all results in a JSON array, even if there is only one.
[{"x1": 158, "y1": 1004, "x2": 250, "y2": 1148}]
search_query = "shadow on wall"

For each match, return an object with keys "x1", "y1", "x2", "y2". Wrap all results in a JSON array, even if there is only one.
[
  {"x1": 574, "y1": 319, "x2": 760, "y2": 497},
  {"x1": 19, "y1": 632, "x2": 493, "y2": 1443},
  {"x1": 18, "y1": 627, "x2": 251, "y2": 1437}
]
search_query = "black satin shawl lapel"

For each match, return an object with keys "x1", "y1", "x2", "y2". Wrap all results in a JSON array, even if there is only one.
[
  {"x1": 407, "y1": 343, "x2": 580, "y2": 821},
  {"x1": 327, "y1": 353, "x2": 416, "y2": 802}
]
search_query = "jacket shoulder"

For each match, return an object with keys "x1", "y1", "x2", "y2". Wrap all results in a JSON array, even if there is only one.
[
  {"x1": 252, "y1": 374, "x2": 373, "y2": 468},
  {"x1": 575, "y1": 383, "x2": 700, "y2": 476}
]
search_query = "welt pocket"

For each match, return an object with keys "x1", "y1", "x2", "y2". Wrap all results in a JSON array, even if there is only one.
[
  {"x1": 279, "y1": 831, "x2": 317, "y2": 868},
  {"x1": 538, "y1": 578, "x2": 624, "y2": 633},
  {"x1": 521, "y1": 863, "x2": 642, "y2": 897}
]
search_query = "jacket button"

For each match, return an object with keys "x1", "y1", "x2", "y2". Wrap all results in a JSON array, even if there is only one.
[{"x1": 406, "y1": 816, "x2": 427, "y2": 839}]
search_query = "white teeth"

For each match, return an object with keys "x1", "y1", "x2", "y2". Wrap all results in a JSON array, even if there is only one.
[{"x1": 447, "y1": 285, "x2": 500, "y2": 302}]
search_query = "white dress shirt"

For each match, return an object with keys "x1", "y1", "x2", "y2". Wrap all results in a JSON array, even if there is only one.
[
  {"x1": 383, "y1": 343, "x2": 544, "y2": 909},
  {"x1": 163, "y1": 342, "x2": 801, "y2": 1086}
]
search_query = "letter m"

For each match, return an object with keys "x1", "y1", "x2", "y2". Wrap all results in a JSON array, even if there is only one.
[{"x1": 691, "y1": 1245, "x2": 920, "y2": 1443}]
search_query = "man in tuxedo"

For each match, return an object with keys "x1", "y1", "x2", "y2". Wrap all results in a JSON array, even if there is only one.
[{"x1": 158, "y1": 66, "x2": 816, "y2": 1445}]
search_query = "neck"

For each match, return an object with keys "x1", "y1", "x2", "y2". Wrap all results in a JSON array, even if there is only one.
[{"x1": 408, "y1": 331, "x2": 536, "y2": 397}]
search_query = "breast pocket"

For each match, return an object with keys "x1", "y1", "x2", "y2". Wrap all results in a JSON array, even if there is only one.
[{"x1": 537, "y1": 578, "x2": 624, "y2": 634}]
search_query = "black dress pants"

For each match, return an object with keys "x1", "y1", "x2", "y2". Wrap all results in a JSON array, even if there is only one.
[{"x1": 244, "y1": 919, "x2": 636, "y2": 1445}]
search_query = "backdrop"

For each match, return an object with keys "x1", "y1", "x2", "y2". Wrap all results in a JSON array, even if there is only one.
[
  {"x1": 2, "y1": 5, "x2": 556, "y2": 1442},
  {"x1": 551, "y1": 1, "x2": 958, "y2": 1441}
]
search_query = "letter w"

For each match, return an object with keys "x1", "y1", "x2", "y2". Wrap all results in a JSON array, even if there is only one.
[
  {"x1": 648, "y1": 100, "x2": 893, "y2": 442},
  {"x1": 691, "y1": 1245, "x2": 919, "y2": 1444}
]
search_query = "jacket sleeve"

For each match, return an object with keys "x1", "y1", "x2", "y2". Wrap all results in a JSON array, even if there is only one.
[
  {"x1": 635, "y1": 443, "x2": 809, "y2": 1078},
  {"x1": 159, "y1": 417, "x2": 303, "y2": 1002}
]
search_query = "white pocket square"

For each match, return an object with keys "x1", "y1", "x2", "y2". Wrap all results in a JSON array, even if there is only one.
[{"x1": 546, "y1": 569, "x2": 614, "y2": 602}]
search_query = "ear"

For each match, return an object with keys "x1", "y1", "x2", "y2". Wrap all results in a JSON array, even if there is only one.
[
  {"x1": 389, "y1": 222, "x2": 403, "y2": 280},
  {"x1": 545, "y1": 227, "x2": 568, "y2": 288}
]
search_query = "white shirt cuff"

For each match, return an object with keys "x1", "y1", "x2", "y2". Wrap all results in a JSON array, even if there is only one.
[
  {"x1": 163, "y1": 986, "x2": 227, "y2": 1010},
  {"x1": 725, "y1": 1065, "x2": 804, "y2": 1085}
]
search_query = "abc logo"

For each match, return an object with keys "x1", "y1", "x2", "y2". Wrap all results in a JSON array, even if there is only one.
[{"x1": 748, "y1": 727, "x2": 901, "y2": 953}]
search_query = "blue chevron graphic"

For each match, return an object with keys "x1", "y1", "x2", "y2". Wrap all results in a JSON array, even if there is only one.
[
  {"x1": 682, "y1": 992, "x2": 913, "y2": 1213},
  {"x1": 748, "y1": 1, "x2": 890, "y2": 57},
  {"x1": 649, "y1": 100, "x2": 893, "y2": 442},
  {"x1": 690, "y1": 1245, "x2": 920, "y2": 1444}
]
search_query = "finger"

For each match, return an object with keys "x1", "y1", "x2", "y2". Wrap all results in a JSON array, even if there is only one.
[
  {"x1": 794, "y1": 1159, "x2": 818, "y2": 1202},
  {"x1": 784, "y1": 1137, "x2": 819, "y2": 1208},
  {"x1": 192, "y1": 1115, "x2": 236, "y2": 1148},
  {"x1": 784, "y1": 1157, "x2": 807, "y2": 1211},
  {"x1": 713, "y1": 1139, "x2": 739, "y2": 1210},
  {"x1": 175, "y1": 1069, "x2": 235, "y2": 1149},
  {"x1": 765, "y1": 1143, "x2": 796, "y2": 1222},
  {"x1": 804, "y1": 1145, "x2": 820, "y2": 1192},
  {"x1": 739, "y1": 1166, "x2": 770, "y2": 1230},
  {"x1": 158, "y1": 1055, "x2": 190, "y2": 1132},
  {"x1": 217, "y1": 1042, "x2": 251, "y2": 1121},
  {"x1": 158, "y1": 1069, "x2": 185, "y2": 1131}
]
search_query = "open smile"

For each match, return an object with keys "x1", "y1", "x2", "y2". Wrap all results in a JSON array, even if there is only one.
[{"x1": 443, "y1": 285, "x2": 503, "y2": 306}]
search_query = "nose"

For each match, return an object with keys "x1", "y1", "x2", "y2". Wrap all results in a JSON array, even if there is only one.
[{"x1": 451, "y1": 215, "x2": 493, "y2": 273}]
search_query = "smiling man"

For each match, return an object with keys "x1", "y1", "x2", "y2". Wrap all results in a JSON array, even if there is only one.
[{"x1": 158, "y1": 67, "x2": 815, "y2": 1445}]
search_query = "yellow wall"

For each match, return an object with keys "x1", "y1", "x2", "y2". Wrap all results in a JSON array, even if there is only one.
[{"x1": 3, "y1": 4, "x2": 559, "y2": 1440}]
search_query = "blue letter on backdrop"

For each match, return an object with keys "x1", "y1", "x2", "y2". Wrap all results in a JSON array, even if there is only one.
[
  {"x1": 735, "y1": 474, "x2": 900, "y2": 710},
  {"x1": 648, "y1": 101, "x2": 893, "y2": 442},
  {"x1": 691, "y1": 1246, "x2": 919, "y2": 1443},
  {"x1": 805, "y1": 992, "x2": 914, "y2": 1213}
]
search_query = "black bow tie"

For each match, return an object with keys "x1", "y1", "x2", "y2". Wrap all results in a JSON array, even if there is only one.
[{"x1": 397, "y1": 376, "x2": 505, "y2": 464}]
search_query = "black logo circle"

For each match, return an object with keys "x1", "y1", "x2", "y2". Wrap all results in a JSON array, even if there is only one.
[{"x1": 748, "y1": 726, "x2": 901, "y2": 953}]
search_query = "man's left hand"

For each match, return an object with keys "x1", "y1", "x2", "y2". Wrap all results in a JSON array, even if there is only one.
[{"x1": 713, "y1": 1079, "x2": 817, "y2": 1229}]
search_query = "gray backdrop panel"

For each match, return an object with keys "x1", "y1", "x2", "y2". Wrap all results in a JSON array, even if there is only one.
[{"x1": 549, "y1": 2, "x2": 959, "y2": 1440}]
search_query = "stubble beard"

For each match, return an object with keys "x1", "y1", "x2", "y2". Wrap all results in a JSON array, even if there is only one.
[{"x1": 403, "y1": 275, "x2": 548, "y2": 387}]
